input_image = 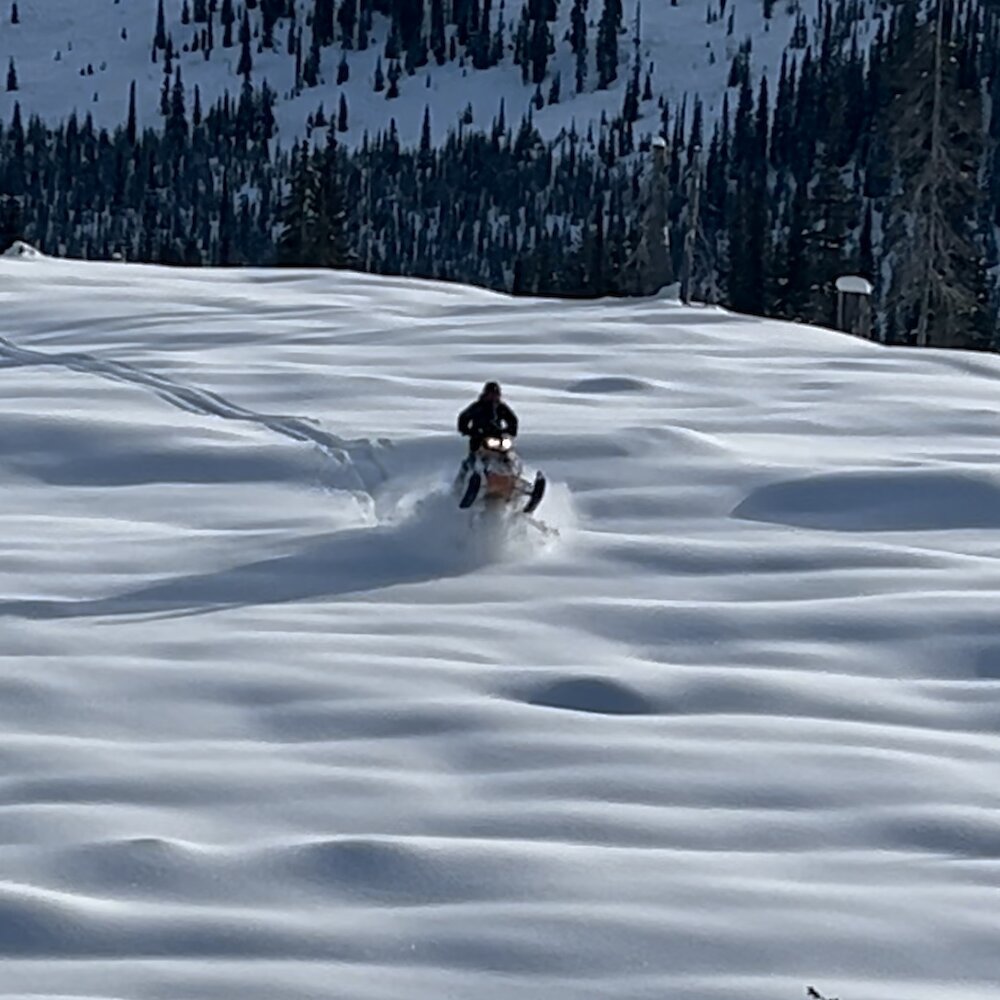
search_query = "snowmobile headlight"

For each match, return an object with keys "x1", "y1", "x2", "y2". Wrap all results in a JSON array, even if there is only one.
[{"x1": 485, "y1": 437, "x2": 502, "y2": 449}]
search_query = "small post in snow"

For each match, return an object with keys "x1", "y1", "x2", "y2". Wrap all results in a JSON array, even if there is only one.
[{"x1": 835, "y1": 276, "x2": 873, "y2": 339}]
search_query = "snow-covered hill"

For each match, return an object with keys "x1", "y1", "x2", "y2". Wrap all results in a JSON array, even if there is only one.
[
  {"x1": 0, "y1": 0, "x2": 865, "y2": 145},
  {"x1": 2, "y1": 250, "x2": 1000, "y2": 999}
]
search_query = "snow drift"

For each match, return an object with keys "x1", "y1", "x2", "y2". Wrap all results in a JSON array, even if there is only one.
[{"x1": 1, "y1": 253, "x2": 1000, "y2": 1000}]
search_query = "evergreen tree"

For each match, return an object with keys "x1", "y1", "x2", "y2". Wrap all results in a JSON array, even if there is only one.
[
  {"x1": 529, "y1": 16, "x2": 551, "y2": 84},
  {"x1": 596, "y1": 0, "x2": 622, "y2": 89},
  {"x1": 622, "y1": 4, "x2": 642, "y2": 121},
  {"x1": 237, "y1": 10, "x2": 254, "y2": 77},
  {"x1": 570, "y1": 0, "x2": 588, "y2": 93},
  {"x1": 0, "y1": 195, "x2": 22, "y2": 251},
  {"x1": 514, "y1": 8, "x2": 531, "y2": 84},
  {"x1": 277, "y1": 139, "x2": 349, "y2": 267},
  {"x1": 419, "y1": 106, "x2": 433, "y2": 167},
  {"x1": 548, "y1": 72, "x2": 561, "y2": 104},
  {"x1": 315, "y1": 0, "x2": 335, "y2": 47},
  {"x1": 727, "y1": 78, "x2": 769, "y2": 315},
  {"x1": 303, "y1": 24, "x2": 321, "y2": 86},
  {"x1": 634, "y1": 138, "x2": 672, "y2": 293},
  {"x1": 6, "y1": 57, "x2": 17, "y2": 92},
  {"x1": 490, "y1": 1, "x2": 507, "y2": 65},
  {"x1": 313, "y1": 133, "x2": 352, "y2": 266},
  {"x1": 261, "y1": 0, "x2": 281, "y2": 47},
  {"x1": 154, "y1": 0, "x2": 167, "y2": 50},
  {"x1": 884, "y1": 0, "x2": 991, "y2": 348},
  {"x1": 339, "y1": 0, "x2": 358, "y2": 49},
  {"x1": 221, "y1": 0, "x2": 235, "y2": 47},
  {"x1": 167, "y1": 68, "x2": 188, "y2": 143},
  {"x1": 386, "y1": 59, "x2": 401, "y2": 98},
  {"x1": 126, "y1": 80, "x2": 138, "y2": 144},
  {"x1": 430, "y1": 0, "x2": 447, "y2": 64}
]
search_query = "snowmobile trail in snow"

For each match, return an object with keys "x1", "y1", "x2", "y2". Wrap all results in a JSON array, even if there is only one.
[{"x1": 0, "y1": 334, "x2": 388, "y2": 493}]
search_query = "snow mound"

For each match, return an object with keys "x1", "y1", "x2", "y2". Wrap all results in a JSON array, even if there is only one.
[
  {"x1": 2, "y1": 240, "x2": 44, "y2": 259},
  {"x1": 268, "y1": 836, "x2": 531, "y2": 904},
  {"x1": 733, "y1": 468, "x2": 1000, "y2": 532}
]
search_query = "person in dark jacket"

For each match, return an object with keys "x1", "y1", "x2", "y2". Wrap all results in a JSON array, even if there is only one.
[{"x1": 457, "y1": 381, "x2": 519, "y2": 452}]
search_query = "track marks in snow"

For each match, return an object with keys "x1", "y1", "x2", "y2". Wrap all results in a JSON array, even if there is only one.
[{"x1": 0, "y1": 334, "x2": 386, "y2": 493}]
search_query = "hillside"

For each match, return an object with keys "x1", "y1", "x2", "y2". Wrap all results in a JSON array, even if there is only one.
[
  {"x1": 0, "y1": 0, "x2": 843, "y2": 146},
  {"x1": 2, "y1": 250, "x2": 1000, "y2": 999},
  {"x1": 3, "y1": 1, "x2": 995, "y2": 353}
]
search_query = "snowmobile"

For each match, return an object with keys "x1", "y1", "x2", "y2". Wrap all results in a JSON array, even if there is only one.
[{"x1": 455, "y1": 433, "x2": 546, "y2": 514}]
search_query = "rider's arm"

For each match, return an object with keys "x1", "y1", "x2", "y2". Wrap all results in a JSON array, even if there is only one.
[
  {"x1": 501, "y1": 404, "x2": 519, "y2": 437},
  {"x1": 457, "y1": 404, "x2": 474, "y2": 435}
]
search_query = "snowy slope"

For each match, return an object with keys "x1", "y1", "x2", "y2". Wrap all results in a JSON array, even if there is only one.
[
  {"x1": 0, "y1": 0, "x2": 843, "y2": 145},
  {"x1": 3, "y1": 250, "x2": 1000, "y2": 1000}
]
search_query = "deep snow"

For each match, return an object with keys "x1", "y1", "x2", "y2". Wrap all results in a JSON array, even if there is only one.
[{"x1": 2, "y1": 251, "x2": 1000, "y2": 1000}]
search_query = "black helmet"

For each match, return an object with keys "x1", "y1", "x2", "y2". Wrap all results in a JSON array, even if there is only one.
[{"x1": 482, "y1": 381, "x2": 501, "y2": 397}]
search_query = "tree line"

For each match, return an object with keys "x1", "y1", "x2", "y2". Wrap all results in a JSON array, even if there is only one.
[{"x1": 1, "y1": 0, "x2": 997, "y2": 350}]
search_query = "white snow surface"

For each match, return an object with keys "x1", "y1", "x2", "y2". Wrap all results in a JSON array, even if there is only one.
[
  {"x1": 0, "y1": 0, "x2": 849, "y2": 146},
  {"x1": 2, "y1": 252, "x2": 1000, "y2": 1000}
]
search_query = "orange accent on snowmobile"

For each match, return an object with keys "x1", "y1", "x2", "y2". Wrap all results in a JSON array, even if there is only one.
[{"x1": 485, "y1": 473, "x2": 518, "y2": 498}]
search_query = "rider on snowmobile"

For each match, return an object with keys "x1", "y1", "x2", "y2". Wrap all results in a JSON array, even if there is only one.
[
  {"x1": 457, "y1": 381, "x2": 519, "y2": 452},
  {"x1": 453, "y1": 382, "x2": 545, "y2": 513}
]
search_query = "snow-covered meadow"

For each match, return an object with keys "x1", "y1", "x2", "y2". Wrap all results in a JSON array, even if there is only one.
[{"x1": 2, "y1": 251, "x2": 1000, "y2": 1000}]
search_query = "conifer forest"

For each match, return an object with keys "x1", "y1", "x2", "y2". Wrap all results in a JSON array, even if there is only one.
[{"x1": 1, "y1": 0, "x2": 999, "y2": 350}]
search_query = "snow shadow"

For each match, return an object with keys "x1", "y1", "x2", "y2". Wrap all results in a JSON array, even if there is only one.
[
  {"x1": 0, "y1": 488, "x2": 553, "y2": 621},
  {"x1": 733, "y1": 468, "x2": 1000, "y2": 532},
  {"x1": 565, "y1": 376, "x2": 652, "y2": 394},
  {"x1": 517, "y1": 675, "x2": 655, "y2": 716}
]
